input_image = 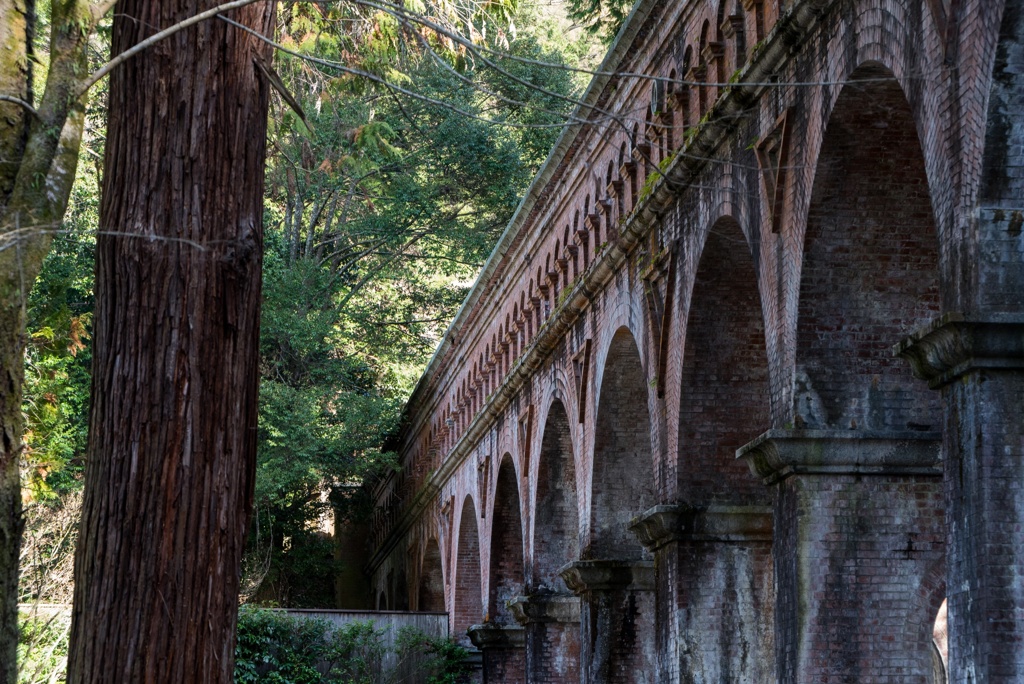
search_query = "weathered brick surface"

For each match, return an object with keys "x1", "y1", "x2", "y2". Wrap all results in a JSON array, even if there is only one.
[
  {"x1": 526, "y1": 621, "x2": 581, "y2": 684},
  {"x1": 362, "y1": 0, "x2": 1024, "y2": 681},
  {"x1": 776, "y1": 469, "x2": 944, "y2": 682}
]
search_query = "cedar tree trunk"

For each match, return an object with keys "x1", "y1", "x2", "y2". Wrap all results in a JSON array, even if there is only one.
[{"x1": 67, "y1": 1, "x2": 274, "y2": 681}]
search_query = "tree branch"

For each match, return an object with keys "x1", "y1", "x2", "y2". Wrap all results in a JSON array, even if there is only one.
[{"x1": 0, "y1": 96, "x2": 40, "y2": 120}]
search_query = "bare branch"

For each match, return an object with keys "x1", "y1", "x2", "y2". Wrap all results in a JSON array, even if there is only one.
[{"x1": 0, "y1": 95, "x2": 40, "y2": 120}]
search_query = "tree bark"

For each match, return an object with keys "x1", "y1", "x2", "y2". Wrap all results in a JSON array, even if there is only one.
[{"x1": 67, "y1": 1, "x2": 274, "y2": 681}]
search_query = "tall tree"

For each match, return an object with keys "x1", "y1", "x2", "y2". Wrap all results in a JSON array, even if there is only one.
[
  {"x1": 66, "y1": 0, "x2": 275, "y2": 680},
  {"x1": 0, "y1": 0, "x2": 104, "y2": 678}
]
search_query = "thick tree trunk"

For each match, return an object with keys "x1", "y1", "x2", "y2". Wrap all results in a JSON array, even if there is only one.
[
  {"x1": 0, "y1": 307, "x2": 24, "y2": 684},
  {"x1": 67, "y1": 1, "x2": 274, "y2": 681}
]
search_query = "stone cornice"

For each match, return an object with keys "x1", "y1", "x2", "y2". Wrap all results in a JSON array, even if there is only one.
[
  {"x1": 467, "y1": 623, "x2": 526, "y2": 650},
  {"x1": 367, "y1": 0, "x2": 838, "y2": 574},
  {"x1": 894, "y1": 313, "x2": 1024, "y2": 389},
  {"x1": 507, "y1": 594, "x2": 581, "y2": 625},
  {"x1": 629, "y1": 504, "x2": 772, "y2": 551},
  {"x1": 737, "y1": 430, "x2": 942, "y2": 485},
  {"x1": 558, "y1": 560, "x2": 655, "y2": 595}
]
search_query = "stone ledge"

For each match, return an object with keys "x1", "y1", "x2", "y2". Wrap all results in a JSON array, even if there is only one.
[
  {"x1": 737, "y1": 430, "x2": 942, "y2": 485},
  {"x1": 467, "y1": 623, "x2": 526, "y2": 650},
  {"x1": 894, "y1": 313, "x2": 1024, "y2": 389},
  {"x1": 629, "y1": 504, "x2": 772, "y2": 551},
  {"x1": 558, "y1": 559, "x2": 655, "y2": 595},
  {"x1": 507, "y1": 593, "x2": 581, "y2": 625}
]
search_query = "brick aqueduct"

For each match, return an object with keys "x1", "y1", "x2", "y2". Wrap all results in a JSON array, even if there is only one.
[{"x1": 365, "y1": 0, "x2": 1024, "y2": 681}]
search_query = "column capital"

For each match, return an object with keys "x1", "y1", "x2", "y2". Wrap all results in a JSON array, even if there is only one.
[
  {"x1": 737, "y1": 430, "x2": 941, "y2": 485},
  {"x1": 629, "y1": 503, "x2": 772, "y2": 552},
  {"x1": 895, "y1": 313, "x2": 1024, "y2": 389},
  {"x1": 558, "y1": 559, "x2": 654, "y2": 596},
  {"x1": 507, "y1": 593, "x2": 581, "y2": 625},
  {"x1": 466, "y1": 622, "x2": 525, "y2": 650}
]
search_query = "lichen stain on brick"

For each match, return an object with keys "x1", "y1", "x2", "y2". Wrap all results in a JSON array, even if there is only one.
[{"x1": 1009, "y1": 210, "x2": 1023, "y2": 237}]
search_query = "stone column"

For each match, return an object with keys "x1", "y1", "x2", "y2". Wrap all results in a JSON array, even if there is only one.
[
  {"x1": 559, "y1": 560, "x2": 655, "y2": 684},
  {"x1": 467, "y1": 622, "x2": 526, "y2": 684},
  {"x1": 629, "y1": 504, "x2": 774, "y2": 684},
  {"x1": 898, "y1": 315, "x2": 1024, "y2": 681},
  {"x1": 738, "y1": 430, "x2": 944, "y2": 683},
  {"x1": 508, "y1": 593, "x2": 581, "y2": 684}
]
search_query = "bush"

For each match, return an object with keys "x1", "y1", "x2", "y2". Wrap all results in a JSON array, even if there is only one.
[
  {"x1": 235, "y1": 607, "x2": 471, "y2": 684},
  {"x1": 18, "y1": 610, "x2": 71, "y2": 684}
]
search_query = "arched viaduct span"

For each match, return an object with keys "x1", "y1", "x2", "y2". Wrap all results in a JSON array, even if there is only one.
[{"x1": 367, "y1": 0, "x2": 1024, "y2": 680}]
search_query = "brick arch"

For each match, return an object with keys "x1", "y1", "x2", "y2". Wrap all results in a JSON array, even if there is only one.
[
  {"x1": 454, "y1": 495, "x2": 483, "y2": 642},
  {"x1": 394, "y1": 567, "x2": 409, "y2": 610},
  {"x1": 899, "y1": 555, "x2": 948, "y2": 680},
  {"x1": 488, "y1": 454, "x2": 525, "y2": 623},
  {"x1": 795, "y1": 62, "x2": 941, "y2": 431},
  {"x1": 532, "y1": 399, "x2": 579, "y2": 591},
  {"x1": 419, "y1": 537, "x2": 445, "y2": 612},
  {"x1": 677, "y1": 215, "x2": 770, "y2": 503},
  {"x1": 972, "y1": 0, "x2": 1024, "y2": 312},
  {"x1": 588, "y1": 327, "x2": 656, "y2": 559}
]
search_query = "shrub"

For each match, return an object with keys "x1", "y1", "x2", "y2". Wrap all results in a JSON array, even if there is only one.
[{"x1": 235, "y1": 606, "x2": 470, "y2": 684}]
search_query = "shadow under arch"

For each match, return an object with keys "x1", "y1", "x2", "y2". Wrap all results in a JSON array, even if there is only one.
[
  {"x1": 488, "y1": 454, "x2": 525, "y2": 624},
  {"x1": 796, "y1": 61, "x2": 941, "y2": 432},
  {"x1": 453, "y1": 495, "x2": 482, "y2": 644},
  {"x1": 668, "y1": 214, "x2": 775, "y2": 682},
  {"x1": 568, "y1": 326, "x2": 655, "y2": 683},
  {"x1": 533, "y1": 399, "x2": 579, "y2": 592},
  {"x1": 588, "y1": 327, "x2": 656, "y2": 560},
  {"x1": 678, "y1": 215, "x2": 770, "y2": 504},
  {"x1": 418, "y1": 537, "x2": 445, "y2": 612}
]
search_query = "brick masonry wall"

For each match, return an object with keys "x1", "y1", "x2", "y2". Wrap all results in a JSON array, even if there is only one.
[
  {"x1": 671, "y1": 540, "x2": 775, "y2": 683},
  {"x1": 454, "y1": 497, "x2": 482, "y2": 643},
  {"x1": 774, "y1": 472, "x2": 945, "y2": 683},
  {"x1": 527, "y1": 621, "x2": 581, "y2": 684},
  {"x1": 364, "y1": 0, "x2": 1024, "y2": 681}
]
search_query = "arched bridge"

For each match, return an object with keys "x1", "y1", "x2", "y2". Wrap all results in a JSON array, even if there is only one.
[{"x1": 367, "y1": 0, "x2": 1024, "y2": 680}]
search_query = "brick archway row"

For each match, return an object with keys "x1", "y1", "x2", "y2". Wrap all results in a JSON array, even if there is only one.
[{"x1": 367, "y1": 0, "x2": 1024, "y2": 681}]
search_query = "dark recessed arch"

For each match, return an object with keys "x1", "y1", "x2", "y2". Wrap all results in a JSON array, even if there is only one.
[
  {"x1": 419, "y1": 538, "x2": 445, "y2": 612},
  {"x1": 489, "y1": 455, "x2": 525, "y2": 624},
  {"x1": 589, "y1": 328, "x2": 655, "y2": 559},
  {"x1": 796, "y1": 62, "x2": 941, "y2": 432},
  {"x1": 533, "y1": 400, "x2": 579, "y2": 591},
  {"x1": 678, "y1": 216, "x2": 770, "y2": 503},
  {"x1": 454, "y1": 496, "x2": 483, "y2": 642}
]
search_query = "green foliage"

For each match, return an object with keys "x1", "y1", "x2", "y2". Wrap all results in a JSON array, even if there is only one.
[
  {"x1": 234, "y1": 607, "x2": 471, "y2": 683},
  {"x1": 17, "y1": 611, "x2": 70, "y2": 684},
  {"x1": 565, "y1": 0, "x2": 637, "y2": 44},
  {"x1": 248, "y1": 3, "x2": 582, "y2": 606},
  {"x1": 21, "y1": 120, "x2": 100, "y2": 500}
]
